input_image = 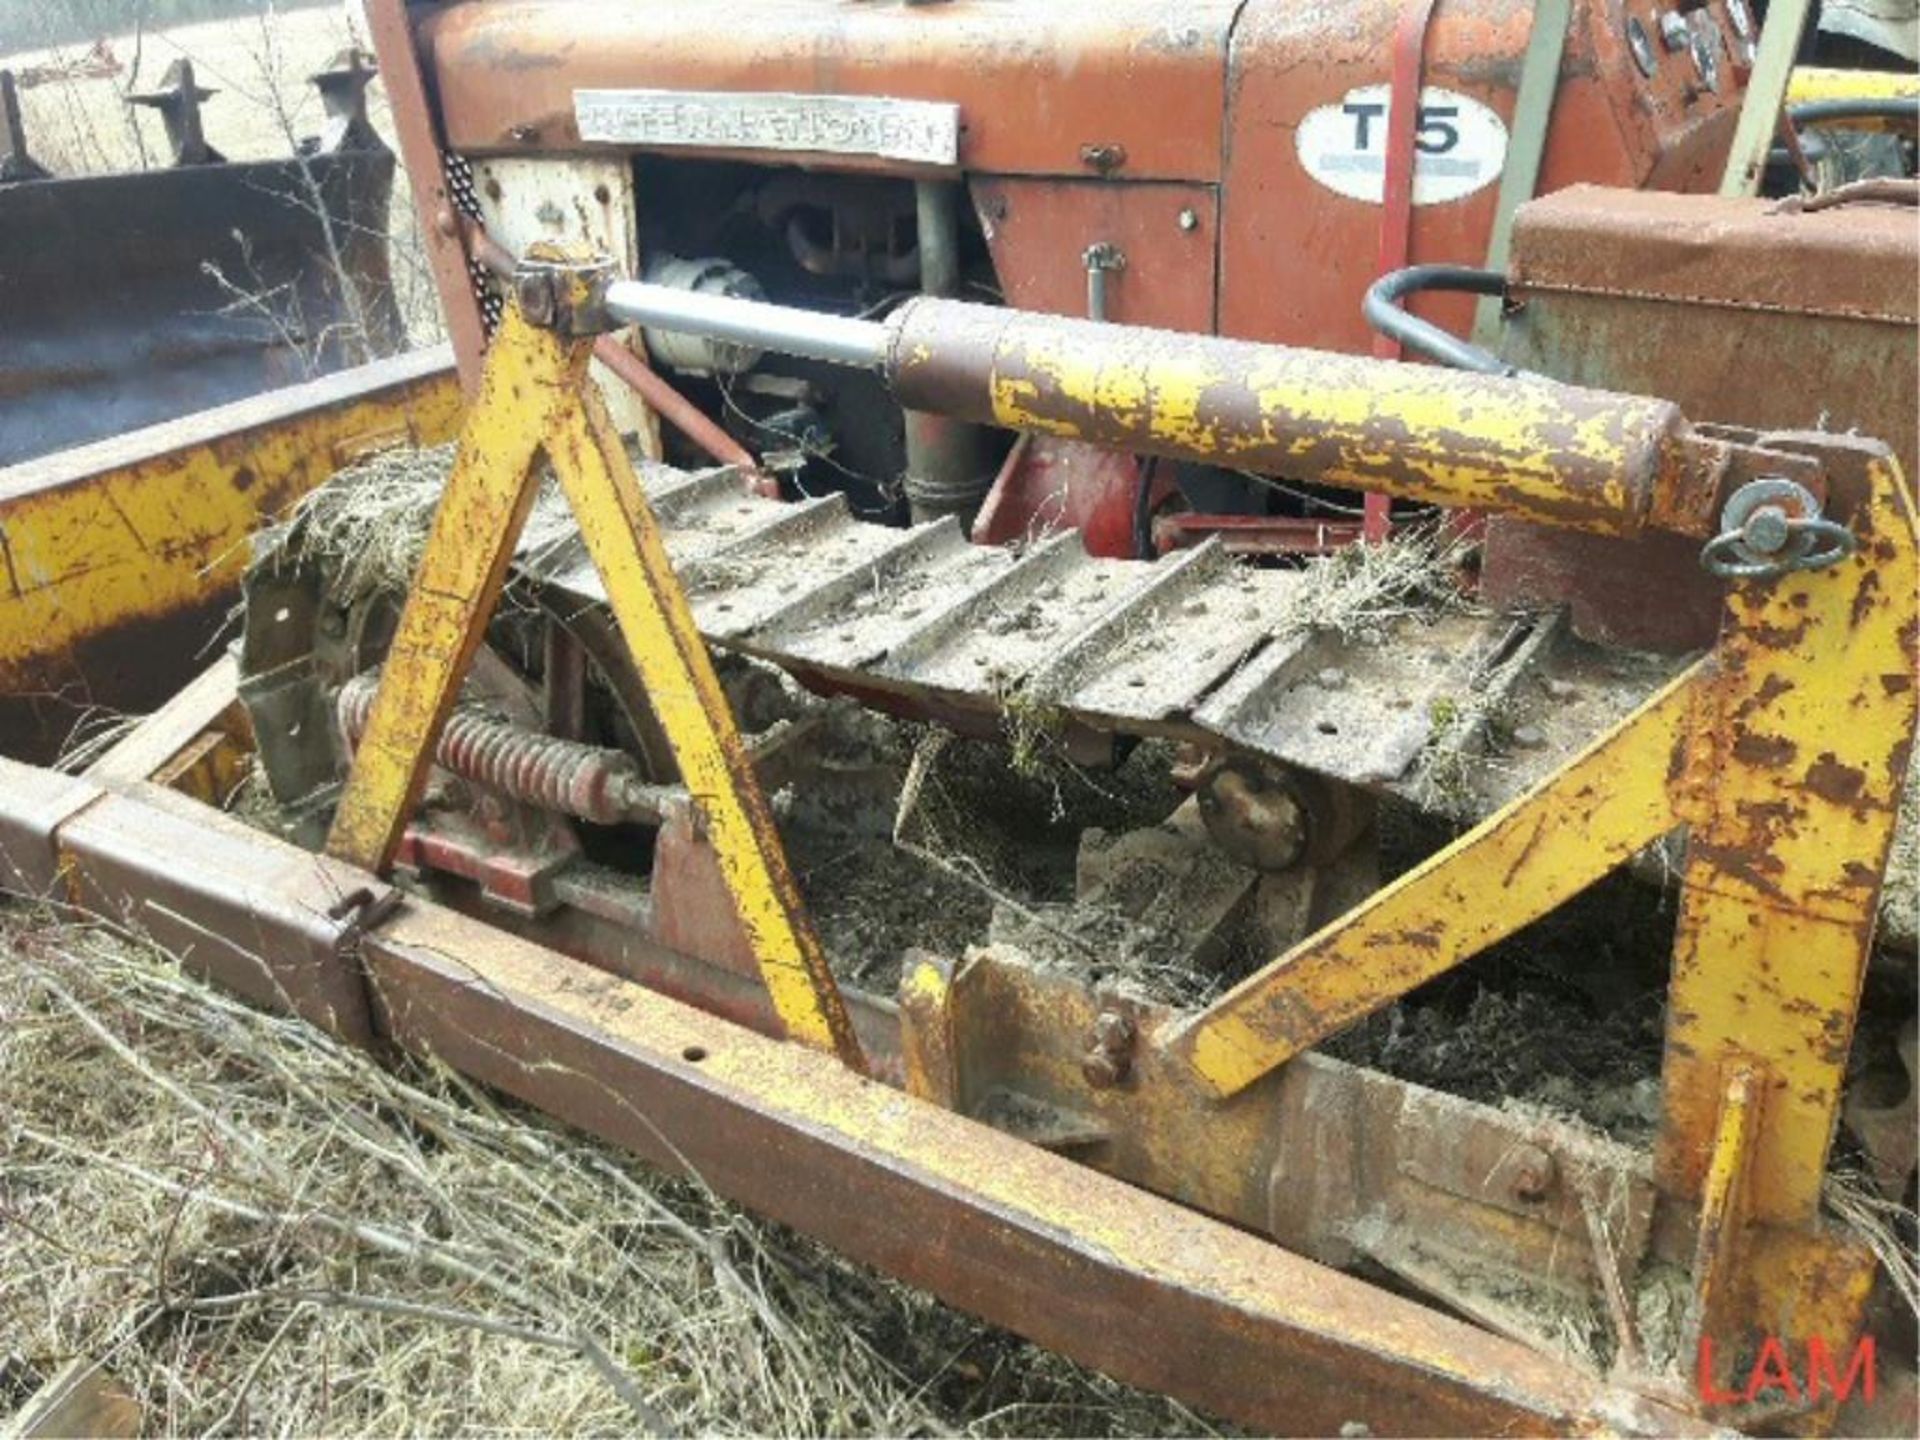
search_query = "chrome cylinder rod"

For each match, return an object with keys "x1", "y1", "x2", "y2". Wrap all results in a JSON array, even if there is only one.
[{"x1": 603, "y1": 280, "x2": 889, "y2": 370}]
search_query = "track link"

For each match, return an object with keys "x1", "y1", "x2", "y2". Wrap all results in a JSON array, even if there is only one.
[{"x1": 520, "y1": 465, "x2": 1687, "y2": 814}]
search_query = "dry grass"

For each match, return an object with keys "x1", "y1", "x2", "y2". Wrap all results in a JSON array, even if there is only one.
[
  {"x1": 889, "y1": 729, "x2": 1225, "y2": 1006},
  {"x1": 1827, "y1": 1168, "x2": 1920, "y2": 1324},
  {"x1": 0, "y1": 904, "x2": 1215, "y2": 1437},
  {"x1": 259, "y1": 441, "x2": 579, "y2": 608},
  {"x1": 1282, "y1": 518, "x2": 1478, "y2": 638}
]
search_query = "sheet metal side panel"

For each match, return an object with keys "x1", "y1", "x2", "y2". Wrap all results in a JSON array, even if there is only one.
[
  {"x1": 1217, "y1": 0, "x2": 1743, "y2": 353},
  {"x1": 1508, "y1": 184, "x2": 1920, "y2": 325},
  {"x1": 416, "y1": 0, "x2": 1238, "y2": 180}
]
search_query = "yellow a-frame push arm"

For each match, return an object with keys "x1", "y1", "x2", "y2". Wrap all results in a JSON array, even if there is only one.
[{"x1": 326, "y1": 249, "x2": 865, "y2": 1070}]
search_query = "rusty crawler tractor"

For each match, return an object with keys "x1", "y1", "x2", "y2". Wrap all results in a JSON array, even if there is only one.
[
  {"x1": 3, "y1": 265, "x2": 1916, "y2": 1435},
  {"x1": 1, "y1": 0, "x2": 1917, "y2": 1435}
]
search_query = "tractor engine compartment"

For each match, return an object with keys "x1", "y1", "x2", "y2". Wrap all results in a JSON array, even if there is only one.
[
  {"x1": 623, "y1": 158, "x2": 992, "y2": 522},
  {"x1": 433, "y1": 0, "x2": 1755, "y2": 560}
]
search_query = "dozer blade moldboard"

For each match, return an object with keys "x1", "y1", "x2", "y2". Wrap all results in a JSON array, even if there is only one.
[
  {"x1": 0, "y1": 149, "x2": 404, "y2": 466},
  {"x1": 0, "y1": 51, "x2": 405, "y2": 467}
]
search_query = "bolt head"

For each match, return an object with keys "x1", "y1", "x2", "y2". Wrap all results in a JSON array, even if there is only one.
[
  {"x1": 1082, "y1": 1048, "x2": 1127, "y2": 1088},
  {"x1": 1740, "y1": 504, "x2": 1793, "y2": 555},
  {"x1": 1508, "y1": 1145, "x2": 1556, "y2": 1203},
  {"x1": 1081, "y1": 1010, "x2": 1136, "y2": 1088},
  {"x1": 1091, "y1": 1010, "x2": 1136, "y2": 1049},
  {"x1": 1177, "y1": 207, "x2": 1200, "y2": 232}
]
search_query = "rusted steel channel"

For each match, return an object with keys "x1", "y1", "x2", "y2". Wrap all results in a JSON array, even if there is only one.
[{"x1": 0, "y1": 759, "x2": 1703, "y2": 1437}]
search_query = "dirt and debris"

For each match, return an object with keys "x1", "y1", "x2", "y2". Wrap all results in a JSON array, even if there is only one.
[
  {"x1": 1325, "y1": 833, "x2": 1675, "y2": 1143},
  {"x1": 1629, "y1": 1262, "x2": 1694, "y2": 1376},
  {"x1": 796, "y1": 841, "x2": 995, "y2": 990},
  {"x1": 760, "y1": 686, "x2": 1196, "y2": 1001},
  {"x1": 0, "y1": 905, "x2": 1218, "y2": 1438},
  {"x1": 985, "y1": 899, "x2": 1232, "y2": 1010},
  {"x1": 1327, "y1": 986, "x2": 1666, "y2": 1142}
]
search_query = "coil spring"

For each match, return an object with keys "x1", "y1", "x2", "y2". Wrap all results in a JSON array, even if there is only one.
[{"x1": 337, "y1": 674, "x2": 641, "y2": 825}]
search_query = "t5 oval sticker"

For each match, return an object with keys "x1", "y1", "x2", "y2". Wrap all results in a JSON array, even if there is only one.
[{"x1": 1295, "y1": 84, "x2": 1508, "y2": 205}]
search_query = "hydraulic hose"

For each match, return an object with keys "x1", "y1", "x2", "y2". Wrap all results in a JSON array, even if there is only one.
[
  {"x1": 1360, "y1": 265, "x2": 1518, "y2": 377},
  {"x1": 1788, "y1": 97, "x2": 1920, "y2": 129}
]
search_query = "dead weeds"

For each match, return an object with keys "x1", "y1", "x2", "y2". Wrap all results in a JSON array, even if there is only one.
[{"x1": 0, "y1": 904, "x2": 1215, "y2": 1438}]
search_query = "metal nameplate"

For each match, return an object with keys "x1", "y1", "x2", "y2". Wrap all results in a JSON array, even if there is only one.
[{"x1": 573, "y1": 89, "x2": 960, "y2": 167}]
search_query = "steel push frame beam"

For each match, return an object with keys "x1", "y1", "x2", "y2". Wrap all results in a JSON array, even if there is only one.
[{"x1": 0, "y1": 754, "x2": 1702, "y2": 1438}]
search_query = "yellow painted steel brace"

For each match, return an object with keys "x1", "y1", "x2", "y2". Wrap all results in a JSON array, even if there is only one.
[
  {"x1": 325, "y1": 251, "x2": 865, "y2": 1070},
  {"x1": 1152, "y1": 434, "x2": 1915, "y2": 1368},
  {"x1": 1162, "y1": 440, "x2": 1917, "y2": 1227}
]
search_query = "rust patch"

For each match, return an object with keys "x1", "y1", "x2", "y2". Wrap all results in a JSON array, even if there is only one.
[
  {"x1": 1849, "y1": 569, "x2": 1883, "y2": 630},
  {"x1": 1745, "y1": 616, "x2": 1814, "y2": 649},
  {"x1": 1731, "y1": 733, "x2": 1797, "y2": 768},
  {"x1": 1804, "y1": 753, "x2": 1867, "y2": 807},
  {"x1": 1666, "y1": 732, "x2": 1693, "y2": 787},
  {"x1": 1731, "y1": 672, "x2": 1797, "y2": 724},
  {"x1": 1841, "y1": 861, "x2": 1881, "y2": 890},
  {"x1": 1688, "y1": 837, "x2": 1788, "y2": 897}
]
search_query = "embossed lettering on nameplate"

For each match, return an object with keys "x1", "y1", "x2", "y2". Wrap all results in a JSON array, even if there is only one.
[{"x1": 574, "y1": 89, "x2": 960, "y2": 166}]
